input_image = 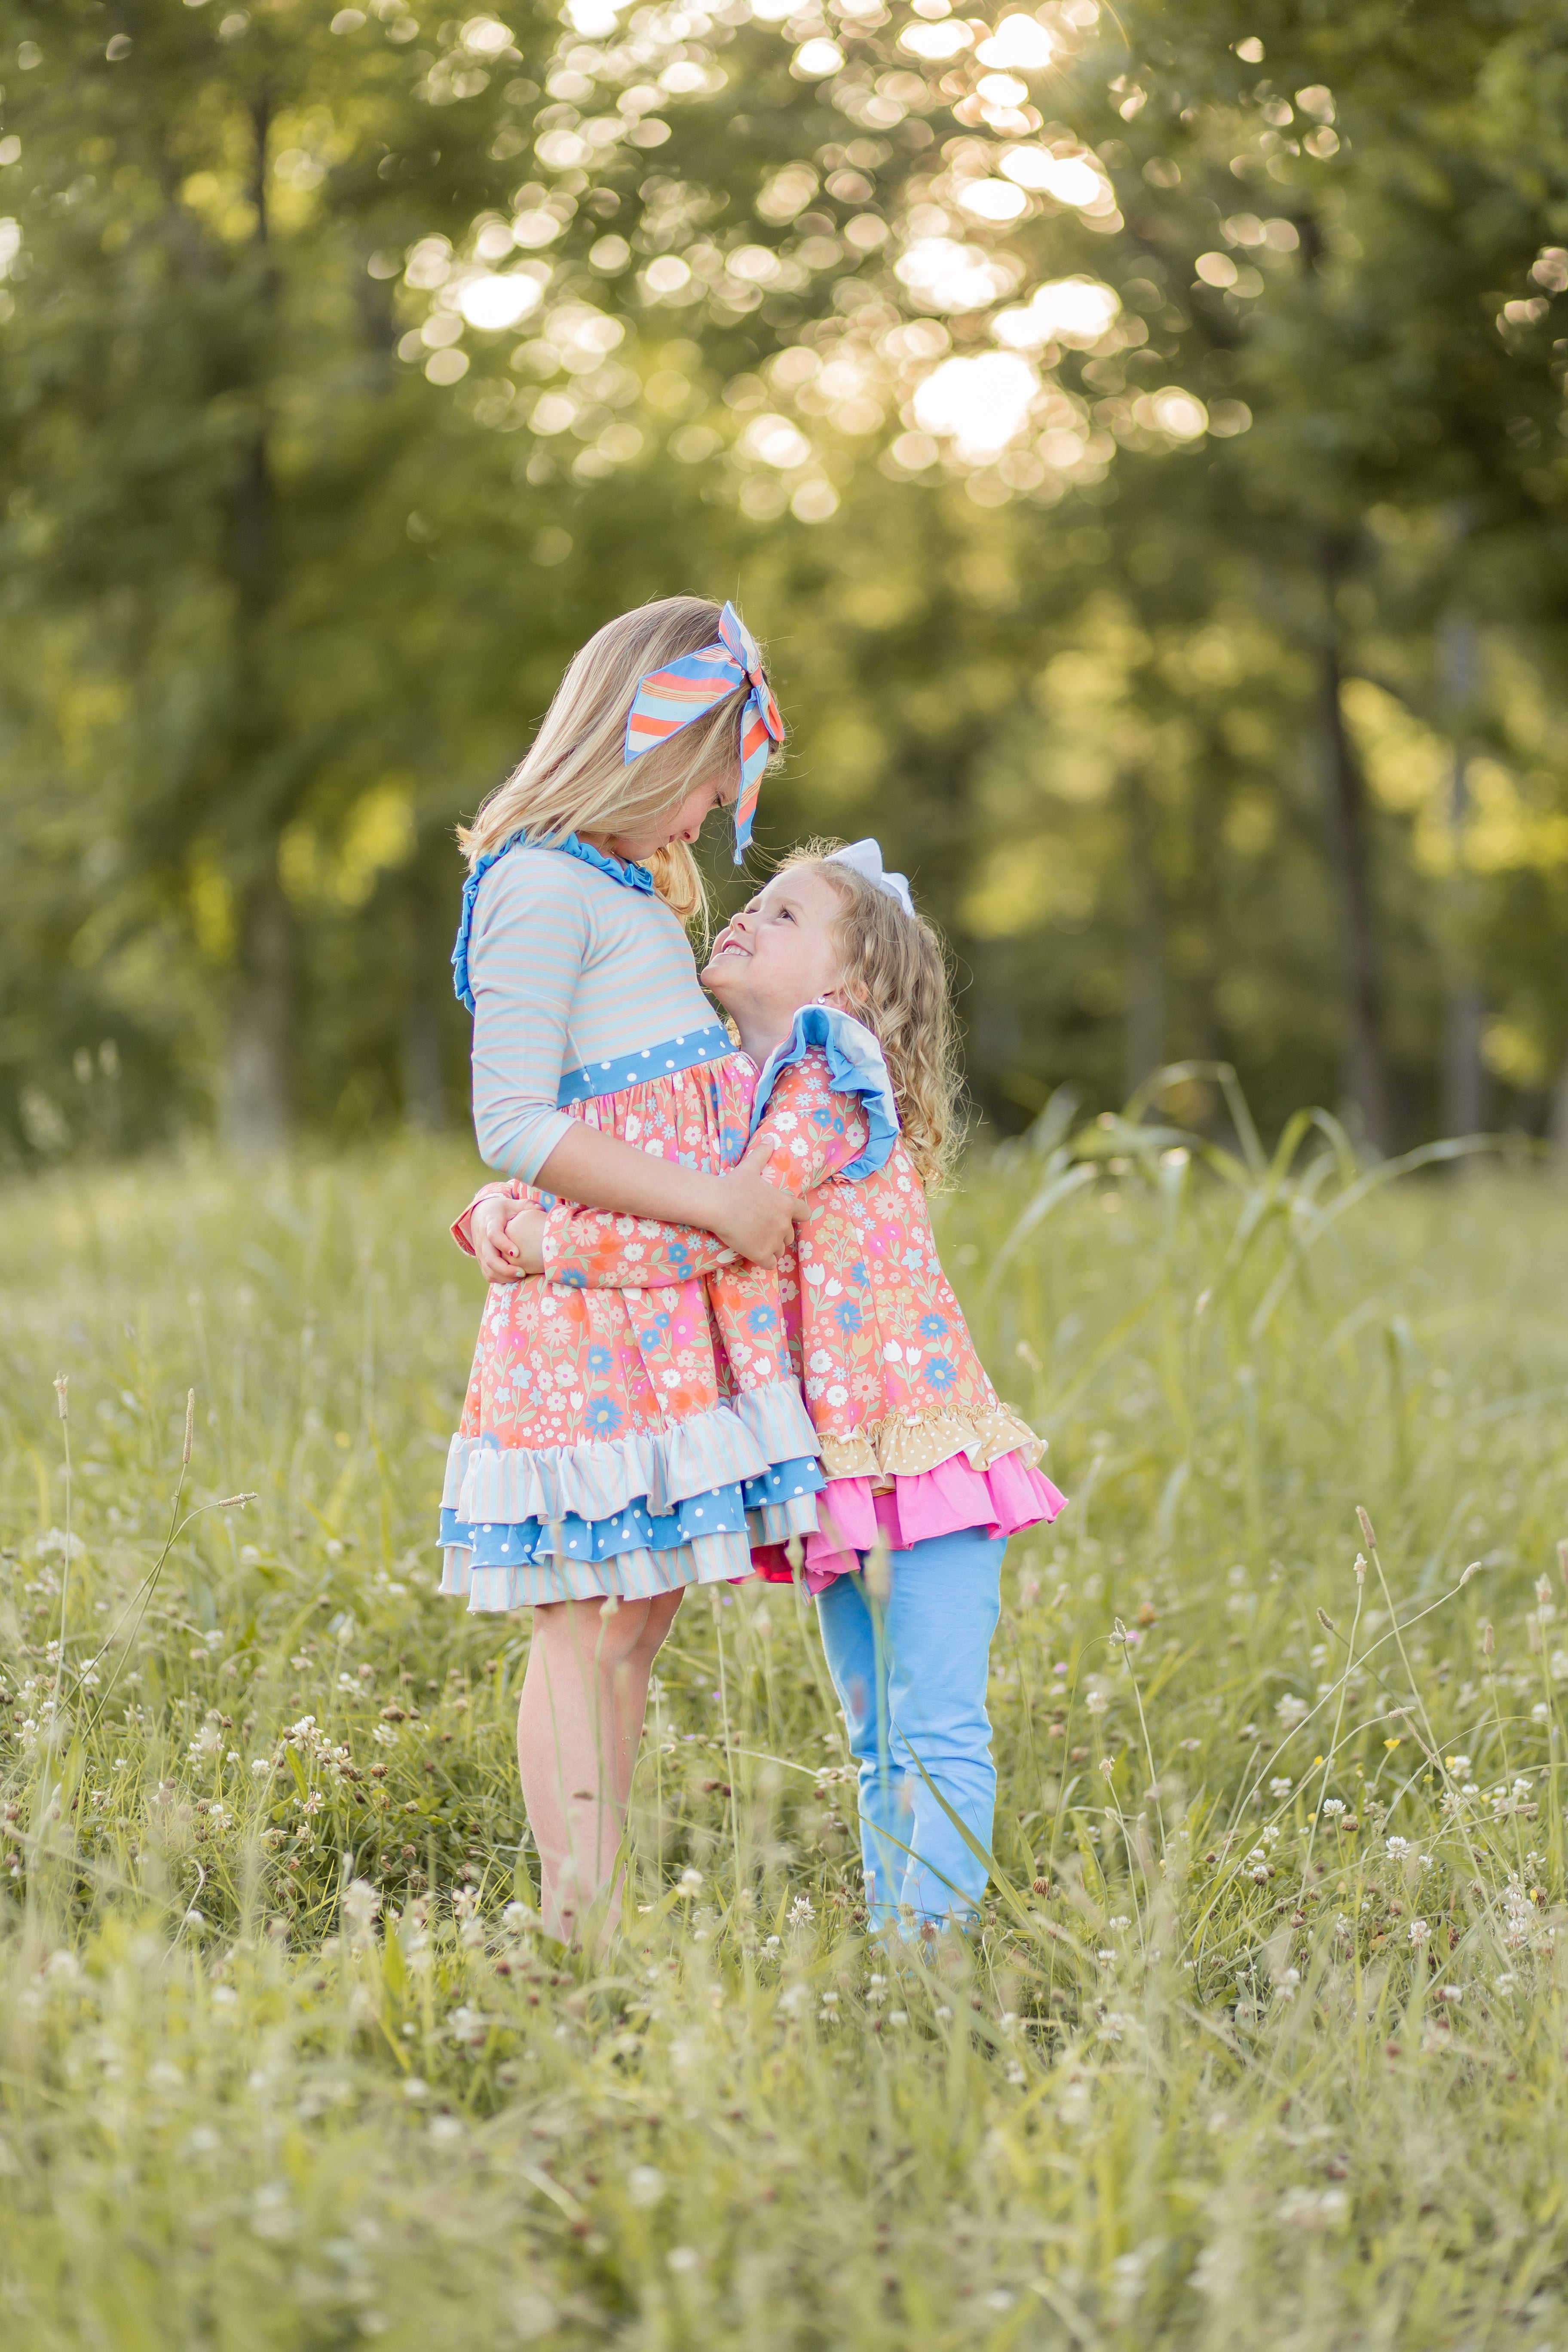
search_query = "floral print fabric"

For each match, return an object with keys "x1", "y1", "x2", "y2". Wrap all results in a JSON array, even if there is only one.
[
  {"x1": 445, "y1": 1048, "x2": 821, "y2": 1605},
  {"x1": 542, "y1": 1045, "x2": 1046, "y2": 1484}
]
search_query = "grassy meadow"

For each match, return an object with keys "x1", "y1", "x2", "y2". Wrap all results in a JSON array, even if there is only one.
[{"x1": 4, "y1": 1119, "x2": 1568, "y2": 2349}]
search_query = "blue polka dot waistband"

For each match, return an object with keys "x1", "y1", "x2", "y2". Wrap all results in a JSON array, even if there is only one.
[{"x1": 556, "y1": 1023, "x2": 735, "y2": 1107}]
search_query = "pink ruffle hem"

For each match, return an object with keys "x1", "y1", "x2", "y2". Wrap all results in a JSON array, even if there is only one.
[{"x1": 751, "y1": 1446, "x2": 1066, "y2": 1595}]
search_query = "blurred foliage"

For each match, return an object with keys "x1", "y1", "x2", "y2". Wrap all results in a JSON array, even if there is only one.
[{"x1": 6, "y1": 0, "x2": 1568, "y2": 1156}]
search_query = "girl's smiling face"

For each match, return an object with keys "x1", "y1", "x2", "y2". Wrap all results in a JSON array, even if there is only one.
[
  {"x1": 598, "y1": 771, "x2": 736, "y2": 862},
  {"x1": 702, "y1": 867, "x2": 847, "y2": 1037}
]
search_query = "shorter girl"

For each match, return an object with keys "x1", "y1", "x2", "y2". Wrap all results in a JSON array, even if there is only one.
[{"x1": 502, "y1": 840, "x2": 1064, "y2": 1929}]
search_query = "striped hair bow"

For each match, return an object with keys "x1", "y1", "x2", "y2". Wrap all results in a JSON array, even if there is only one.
[{"x1": 624, "y1": 601, "x2": 783, "y2": 863}]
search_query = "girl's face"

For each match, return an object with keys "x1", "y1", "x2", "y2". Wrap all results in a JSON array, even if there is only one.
[
  {"x1": 602, "y1": 771, "x2": 735, "y2": 861},
  {"x1": 703, "y1": 867, "x2": 846, "y2": 1033}
]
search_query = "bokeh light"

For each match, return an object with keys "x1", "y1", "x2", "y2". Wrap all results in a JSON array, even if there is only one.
[{"x1": 913, "y1": 350, "x2": 1039, "y2": 458}]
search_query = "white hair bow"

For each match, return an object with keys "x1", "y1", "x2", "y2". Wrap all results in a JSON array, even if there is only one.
[{"x1": 830, "y1": 837, "x2": 914, "y2": 919}]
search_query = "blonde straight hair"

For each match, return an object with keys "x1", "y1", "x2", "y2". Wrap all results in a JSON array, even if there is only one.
[
  {"x1": 779, "y1": 841, "x2": 965, "y2": 1190},
  {"x1": 459, "y1": 596, "x2": 781, "y2": 928}
]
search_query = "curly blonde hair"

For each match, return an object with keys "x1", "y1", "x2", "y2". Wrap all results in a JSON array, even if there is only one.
[
  {"x1": 778, "y1": 842, "x2": 964, "y2": 1190},
  {"x1": 459, "y1": 596, "x2": 782, "y2": 929}
]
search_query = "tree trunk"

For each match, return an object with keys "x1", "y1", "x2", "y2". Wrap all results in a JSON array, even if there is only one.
[
  {"x1": 220, "y1": 86, "x2": 293, "y2": 1151},
  {"x1": 223, "y1": 876, "x2": 291, "y2": 1155},
  {"x1": 1318, "y1": 619, "x2": 1392, "y2": 1153},
  {"x1": 1438, "y1": 616, "x2": 1487, "y2": 1138},
  {"x1": 1443, "y1": 976, "x2": 1487, "y2": 1136},
  {"x1": 402, "y1": 857, "x2": 450, "y2": 1130},
  {"x1": 1123, "y1": 766, "x2": 1164, "y2": 1101}
]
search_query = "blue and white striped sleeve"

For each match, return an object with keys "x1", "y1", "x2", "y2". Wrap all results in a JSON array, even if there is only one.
[{"x1": 466, "y1": 853, "x2": 586, "y2": 1182}]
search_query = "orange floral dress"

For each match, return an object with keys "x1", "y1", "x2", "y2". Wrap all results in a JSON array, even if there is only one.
[{"x1": 537, "y1": 1006, "x2": 1065, "y2": 1589}]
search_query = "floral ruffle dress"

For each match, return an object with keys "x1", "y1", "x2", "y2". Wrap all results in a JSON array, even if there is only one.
[
  {"x1": 441, "y1": 836, "x2": 821, "y2": 1609},
  {"x1": 537, "y1": 1004, "x2": 1065, "y2": 1592}
]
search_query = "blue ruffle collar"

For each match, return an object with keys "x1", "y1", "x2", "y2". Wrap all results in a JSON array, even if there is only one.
[
  {"x1": 749, "y1": 1004, "x2": 900, "y2": 1184},
  {"x1": 452, "y1": 830, "x2": 654, "y2": 1012}
]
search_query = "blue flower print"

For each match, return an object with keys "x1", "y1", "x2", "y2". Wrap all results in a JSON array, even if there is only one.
[
  {"x1": 918, "y1": 1313, "x2": 948, "y2": 1339},
  {"x1": 836, "y1": 1300, "x2": 863, "y2": 1336},
  {"x1": 851, "y1": 1261, "x2": 868, "y2": 1286},
  {"x1": 747, "y1": 1304, "x2": 778, "y2": 1335},
  {"x1": 585, "y1": 1397, "x2": 624, "y2": 1437},
  {"x1": 924, "y1": 1357, "x2": 957, "y2": 1392},
  {"x1": 587, "y1": 1346, "x2": 612, "y2": 1374}
]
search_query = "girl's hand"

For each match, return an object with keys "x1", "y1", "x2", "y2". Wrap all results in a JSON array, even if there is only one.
[
  {"x1": 504, "y1": 1205, "x2": 548, "y2": 1274},
  {"x1": 472, "y1": 1193, "x2": 523, "y2": 1282},
  {"x1": 707, "y1": 1172, "x2": 805, "y2": 1268}
]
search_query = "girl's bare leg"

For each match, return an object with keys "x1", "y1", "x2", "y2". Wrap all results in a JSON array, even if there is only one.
[{"x1": 518, "y1": 1589, "x2": 683, "y2": 1941}]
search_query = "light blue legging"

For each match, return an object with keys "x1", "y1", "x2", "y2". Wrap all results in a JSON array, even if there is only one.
[{"x1": 814, "y1": 1528, "x2": 1005, "y2": 1928}]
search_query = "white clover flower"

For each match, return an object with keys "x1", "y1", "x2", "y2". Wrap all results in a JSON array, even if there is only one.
[
  {"x1": 1320, "y1": 1798, "x2": 1346, "y2": 1816},
  {"x1": 1408, "y1": 1917, "x2": 1430, "y2": 1946},
  {"x1": 1278, "y1": 2187, "x2": 1348, "y2": 2229}
]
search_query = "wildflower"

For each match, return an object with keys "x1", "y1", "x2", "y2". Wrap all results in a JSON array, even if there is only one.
[
  {"x1": 1278, "y1": 2187, "x2": 1348, "y2": 2229},
  {"x1": 1320, "y1": 1798, "x2": 1346, "y2": 1816},
  {"x1": 342, "y1": 1880, "x2": 380, "y2": 1942},
  {"x1": 788, "y1": 1894, "x2": 815, "y2": 1923},
  {"x1": 1276, "y1": 1695, "x2": 1309, "y2": 1728},
  {"x1": 1445, "y1": 1755, "x2": 1471, "y2": 1775},
  {"x1": 1269, "y1": 1776, "x2": 1292, "y2": 1796},
  {"x1": 1408, "y1": 1918, "x2": 1430, "y2": 1946},
  {"x1": 677, "y1": 1868, "x2": 703, "y2": 1896},
  {"x1": 1085, "y1": 1690, "x2": 1109, "y2": 1717},
  {"x1": 1386, "y1": 1835, "x2": 1410, "y2": 1856}
]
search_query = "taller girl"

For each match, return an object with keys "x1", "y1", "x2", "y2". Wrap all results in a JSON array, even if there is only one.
[{"x1": 440, "y1": 597, "x2": 818, "y2": 1940}]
